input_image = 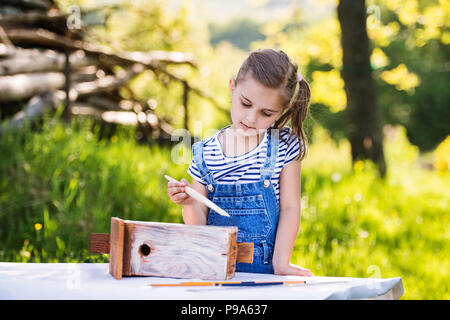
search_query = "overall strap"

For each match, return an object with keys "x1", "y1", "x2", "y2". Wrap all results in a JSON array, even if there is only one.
[
  {"x1": 192, "y1": 141, "x2": 215, "y2": 185},
  {"x1": 260, "y1": 127, "x2": 279, "y2": 181}
]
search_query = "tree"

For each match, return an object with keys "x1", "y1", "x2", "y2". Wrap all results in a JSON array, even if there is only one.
[{"x1": 337, "y1": 0, "x2": 386, "y2": 176}]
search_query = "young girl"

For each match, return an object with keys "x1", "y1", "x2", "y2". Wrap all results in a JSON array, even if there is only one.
[{"x1": 167, "y1": 49, "x2": 313, "y2": 277}]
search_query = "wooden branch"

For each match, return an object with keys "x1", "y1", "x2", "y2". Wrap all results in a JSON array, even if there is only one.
[
  {"x1": 70, "y1": 103, "x2": 103, "y2": 117},
  {"x1": 84, "y1": 95, "x2": 122, "y2": 111},
  {"x1": 71, "y1": 105, "x2": 140, "y2": 126},
  {"x1": 71, "y1": 63, "x2": 145, "y2": 100},
  {"x1": 70, "y1": 66, "x2": 100, "y2": 83},
  {"x1": 153, "y1": 66, "x2": 230, "y2": 116},
  {"x1": 71, "y1": 103, "x2": 163, "y2": 131},
  {"x1": 0, "y1": 25, "x2": 12, "y2": 46},
  {"x1": 123, "y1": 50, "x2": 196, "y2": 67}
]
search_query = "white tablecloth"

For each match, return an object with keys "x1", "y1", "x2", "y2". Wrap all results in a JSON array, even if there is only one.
[{"x1": 0, "y1": 263, "x2": 404, "y2": 300}]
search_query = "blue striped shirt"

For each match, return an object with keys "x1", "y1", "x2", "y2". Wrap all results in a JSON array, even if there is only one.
[{"x1": 187, "y1": 126, "x2": 301, "y2": 200}]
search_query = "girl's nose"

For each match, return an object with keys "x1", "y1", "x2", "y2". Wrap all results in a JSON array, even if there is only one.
[{"x1": 246, "y1": 109, "x2": 256, "y2": 123}]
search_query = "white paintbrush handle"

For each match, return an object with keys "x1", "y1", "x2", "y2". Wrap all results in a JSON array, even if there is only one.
[
  {"x1": 165, "y1": 175, "x2": 230, "y2": 218},
  {"x1": 184, "y1": 187, "x2": 230, "y2": 217},
  {"x1": 164, "y1": 175, "x2": 179, "y2": 184}
]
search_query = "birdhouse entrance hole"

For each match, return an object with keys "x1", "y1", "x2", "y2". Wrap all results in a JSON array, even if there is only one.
[{"x1": 139, "y1": 244, "x2": 151, "y2": 256}]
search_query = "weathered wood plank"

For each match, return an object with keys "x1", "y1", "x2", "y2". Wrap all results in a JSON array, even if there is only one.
[
  {"x1": 226, "y1": 230, "x2": 237, "y2": 279},
  {"x1": 126, "y1": 220, "x2": 237, "y2": 280},
  {"x1": 122, "y1": 222, "x2": 135, "y2": 276},
  {"x1": 109, "y1": 217, "x2": 124, "y2": 280},
  {"x1": 88, "y1": 233, "x2": 110, "y2": 253}
]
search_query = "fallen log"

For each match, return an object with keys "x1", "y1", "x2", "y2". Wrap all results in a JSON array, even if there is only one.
[
  {"x1": 0, "y1": 71, "x2": 65, "y2": 101},
  {"x1": 70, "y1": 65, "x2": 101, "y2": 83},
  {"x1": 0, "y1": 43, "x2": 15, "y2": 57},
  {"x1": 0, "y1": 10, "x2": 68, "y2": 27},
  {"x1": 6, "y1": 28, "x2": 196, "y2": 68},
  {"x1": 0, "y1": 89, "x2": 174, "y2": 139},
  {"x1": 0, "y1": 0, "x2": 211, "y2": 144},
  {"x1": 0, "y1": 91, "x2": 65, "y2": 134},
  {"x1": 84, "y1": 95, "x2": 122, "y2": 111},
  {"x1": 0, "y1": 48, "x2": 97, "y2": 75},
  {"x1": 71, "y1": 63, "x2": 145, "y2": 100},
  {"x1": 0, "y1": 62, "x2": 144, "y2": 102},
  {"x1": 0, "y1": 0, "x2": 50, "y2": 12}
]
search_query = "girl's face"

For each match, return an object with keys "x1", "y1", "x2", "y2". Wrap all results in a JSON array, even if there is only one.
[{"x1": 229, "y1": 75, "x2": 284, "y2": 136}]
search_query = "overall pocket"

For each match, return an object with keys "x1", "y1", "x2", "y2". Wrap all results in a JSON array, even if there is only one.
[{"x1": 208, "y1": 194, "x2": 272, "y2": 239}]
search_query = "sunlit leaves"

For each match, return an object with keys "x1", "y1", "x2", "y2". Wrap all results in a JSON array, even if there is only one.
[
  {"x1": 371, "y1": 47, "x2": 390, "y2": 69},
  {"x1": 380, "y1": 64, "x2": 420, "y2": 92},
  {"x1": 310, "y1": 69, "x2": 346, "y2": 112},
  {"x1": 434, "y1": 135, "x2": 450, "y2": 172}
]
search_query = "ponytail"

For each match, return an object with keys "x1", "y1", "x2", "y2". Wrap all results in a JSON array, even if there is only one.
[{"x1": 274, "y1": 77, "x2": 311, "y2": 161}]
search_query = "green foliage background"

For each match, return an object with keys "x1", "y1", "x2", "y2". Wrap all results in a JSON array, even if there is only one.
[
  {"x1": 1, "y1": 117, "x2": 448, "y2": 299},
  {"x1": 0, "y1": 0, "x2": 449, "y2": 299}
]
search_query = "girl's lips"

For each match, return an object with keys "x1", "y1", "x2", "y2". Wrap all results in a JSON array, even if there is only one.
[{"x1": 240, "y1": 122, "x2": 255, "y2": 130}]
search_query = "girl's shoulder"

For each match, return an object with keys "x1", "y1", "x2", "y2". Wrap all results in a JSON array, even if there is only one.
[
  {"x1": 276, "y1": 126, "x2": 300, "y2": 146},
  {"x1": 275, "y1": 127, "x2": 303, "y2": 164}
]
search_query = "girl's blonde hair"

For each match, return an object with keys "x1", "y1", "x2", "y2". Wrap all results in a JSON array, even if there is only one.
[{"x1": 235, "y1": 48, "x2": 311, "y2": 161}]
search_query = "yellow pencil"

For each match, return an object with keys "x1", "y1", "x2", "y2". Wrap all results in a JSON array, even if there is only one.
[{"x1": 151, "y1": 280, "x2": 307, "y2": 287}]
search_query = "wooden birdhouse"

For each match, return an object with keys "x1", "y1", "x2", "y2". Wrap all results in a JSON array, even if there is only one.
[{"x1": 89, "y1": 217, "x2": 253, "y2": 280}]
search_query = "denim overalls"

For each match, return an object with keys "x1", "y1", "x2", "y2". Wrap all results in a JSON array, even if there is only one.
[{"x1": 192, "y1": 129, "x2": 280, "y2": 274}]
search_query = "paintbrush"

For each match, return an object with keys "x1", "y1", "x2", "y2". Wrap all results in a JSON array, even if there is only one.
[{"x1": 164, "y1": 175, "x2": 230, "y2": 218}]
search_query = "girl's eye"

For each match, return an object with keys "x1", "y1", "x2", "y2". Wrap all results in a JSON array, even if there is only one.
[{"x1": 240, "y1": 99, "x2": 273, "y2": 116}]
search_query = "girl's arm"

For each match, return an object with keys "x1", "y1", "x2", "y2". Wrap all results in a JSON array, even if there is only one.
[
  {"x1": 167, "y1": 178, "x2": 209, "y2": 225},
  {"x1": 272, "y1": 158, "x2": 313, "y2": 276}
]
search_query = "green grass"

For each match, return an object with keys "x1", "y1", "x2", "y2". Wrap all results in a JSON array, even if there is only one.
[
  {"x1": 293, "y1": 126, "x2": 449, "y2": 299},
  {"x1": 0, "y1": 117, "x2": 448, "y2": 299},
  {"x1": 0, "y1": 117, "x2": 186, "y2": 263}
]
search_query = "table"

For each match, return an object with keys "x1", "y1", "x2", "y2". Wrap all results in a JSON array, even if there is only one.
[{"x1": 0, "y1": 263, "x2": 404, "y2": 300}]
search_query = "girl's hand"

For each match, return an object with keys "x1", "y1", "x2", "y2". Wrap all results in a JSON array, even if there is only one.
[
  {"x1": 167, "y1": 179, "x2": 195, "y2": 206},
  {"x1": 273, "y1": 262, "x2": 314, "y2": 277}
]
